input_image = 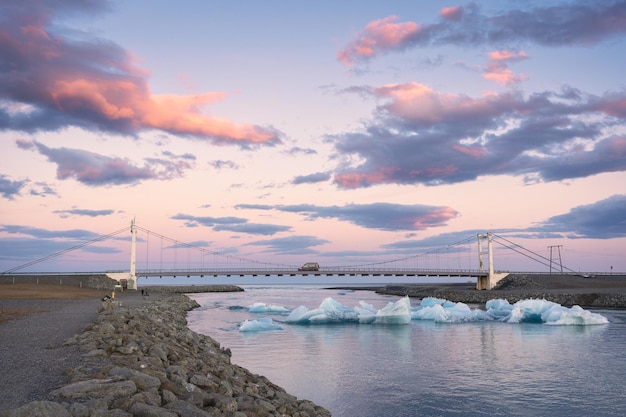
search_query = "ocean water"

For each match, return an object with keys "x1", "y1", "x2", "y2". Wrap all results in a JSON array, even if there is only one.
[{"x1": 186, "y1": 285, "x2": 626, "y2": 417}]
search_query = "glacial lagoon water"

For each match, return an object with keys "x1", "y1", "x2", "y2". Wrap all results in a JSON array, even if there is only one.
[{"x1": 186, "y1": 285, "x2": 626, "y2": 417}]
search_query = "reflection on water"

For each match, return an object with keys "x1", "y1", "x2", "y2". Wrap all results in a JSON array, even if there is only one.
[{"x1": 187, "y1": 286, "x2": 626, "y2": 417}]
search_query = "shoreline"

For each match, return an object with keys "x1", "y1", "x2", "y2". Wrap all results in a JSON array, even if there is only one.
[
  {"x1": 0, "y1": 286, "x2": 331, "y2": 416},
  {"x1": 373, "y1": 274, "x2": 626, "y2": 309},
  {"x1": 2, "y1": 274, "x2": 626, "y2": 413}
]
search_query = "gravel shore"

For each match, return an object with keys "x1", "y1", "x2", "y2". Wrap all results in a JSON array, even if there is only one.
[
  {"x1": 0, "y1": 286, "x2": 330, "y2": 416},
  {"x1": 0, "y1": 290, "x2": 155, "y2": 410}
]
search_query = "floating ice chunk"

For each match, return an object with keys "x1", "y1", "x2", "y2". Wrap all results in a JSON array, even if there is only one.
[
  {"x1": 411, "y1": 304, "x2": 446, "y2": 321},
  {"x1": 544, "y1": 305, "x2": 609, "y2": 325},
  {"x1": 286, "y1": 297, "x2": 411, "y2": 325},
  {"x1": 239, "y1": 317, "x2": 283, "y2": 332},
  {"x1": 439, "y1": 302, "x2": 489, "y2": 323},
  {"x1": 286, "y1": 297, "x2": 359, "y2": 324},
  {"x1": 247, "y1": 302, "x2": 290, "y2": 314},
  {"x1": 355, "y1": 301, "x2": 377, "y2": 324},
  {"x1": 506, "y1": 299, "x2": 609, "y2": 325},
  {"x1": 485, "y1": 299, "x2": 513, "y2": 320},
  {"x1": 374, "y1": 296, "x2": 411, "y2": 324},
  {"x1": 419, "y1": 297, "x2": 448, "y2": 307},
  {"x1": 412, "y1": 300, "x2": 487, "y2": 323}
]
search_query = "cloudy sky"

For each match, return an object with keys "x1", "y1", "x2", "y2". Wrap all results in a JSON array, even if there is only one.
[{"x1": 1, "y1": 0, "x2": 625, "y2": 274}]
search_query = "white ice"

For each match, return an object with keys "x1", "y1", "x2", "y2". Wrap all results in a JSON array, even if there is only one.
[
  {"x1": 239, "y1": 317, "x2": 284, "y2": 332},
  {"x1": 247, "y1": 302, "x2": 290, "y2": 314},
  {"x1": 411, "y1": 297, "x2": 608, "y2": 325},
  {"x1": 375, "y1": 296, "x2": 412, "y2": 324},
  {"x1": 411, "y1": 297, "x2": 488, "y2": 323},
  {"x1": 244, "y1": 296, "x2": 608, "y2": 327},
  {"x1": 497, "y1": 299, "x2": 609, "y2": 325},
  {"x1": 285, "y1": 296, "x2": 411, "y2": 325}
]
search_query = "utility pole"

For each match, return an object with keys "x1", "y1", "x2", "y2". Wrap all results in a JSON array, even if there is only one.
[{"x1": 547, "y1": 245, "x2": 563, "y2": 274}]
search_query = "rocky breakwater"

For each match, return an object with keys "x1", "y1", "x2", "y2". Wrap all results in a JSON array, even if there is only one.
[
  {"x1": 1, "y1": 294, "x2": 331, "y2": 417},
  {"x1": 378, "y1": 274, "x2": 626, "y2": 308}
]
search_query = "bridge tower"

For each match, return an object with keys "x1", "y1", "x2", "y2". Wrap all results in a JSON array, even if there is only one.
[
  {"x1": 476, "y1": 233, "x2": 508, "y2": 290},
  {"x1": 128, "y1": 219, "x2": 137, "y2": 290}
]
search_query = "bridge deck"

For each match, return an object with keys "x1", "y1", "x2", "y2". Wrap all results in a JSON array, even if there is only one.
[{"x1": 131, "y1": 268, "x2": 489, "y2": 278}]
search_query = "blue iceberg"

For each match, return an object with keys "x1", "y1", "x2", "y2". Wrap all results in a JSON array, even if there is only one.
[
  {"x1": 286, "y1": 296, "x2": 411, "y2": 325},
  {"x1": 247, "y1": 302, "x2": 290, "y2": 314},
  {"x1": 239, "y1": 317, "x2": 284, "y2": 332},
  {"x1": 411, "y1": 297, "x2": 488, "y2": 323},
  {"x1": 490, "y1": 298, "x2": 610, "y2": 325},
  {"x1": 411, "y1": 297, "x2": 608, "y2": 325}
]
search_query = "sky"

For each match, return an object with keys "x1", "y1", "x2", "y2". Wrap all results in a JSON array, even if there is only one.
[{"x1": 1, "y1": 0, "x2": 625, "y2": 275}]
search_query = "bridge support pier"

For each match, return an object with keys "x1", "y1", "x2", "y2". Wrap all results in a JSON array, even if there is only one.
[
  {"x1": 476, "y1": 233, "x2": 508, "y2": 290},
  {"x1": 128, "y1": 219, "x2": 137, "y2": 290}
]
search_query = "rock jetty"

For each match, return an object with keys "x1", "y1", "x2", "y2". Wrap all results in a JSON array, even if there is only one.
[
  {"x1": 0, "y1": 293, "x2": 331, "y2": 417},
  {"x1": 377, "y1": 274, "x2": 626, "y2": 308}
]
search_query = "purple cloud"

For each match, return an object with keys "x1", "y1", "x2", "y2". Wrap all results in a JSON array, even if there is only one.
[
  {"x1": 237, "y1": 202, "x2": 458, "y2": 231},
  {"x1": 18, "y1": 140, "x2": 195, "y2": 186},
  {"x1": 245, "y1": 235, "x2": 330, "y2": 254},
  {"x1": 292, "y1": 172, "x2": 331, "y2": 185},
  {"x1": 538, "y1": 194, "x2": 626, "y2": 239},
  {"x1": 0, "y1": 174, "x2": 27, "y2": 200},
  {"x1": 332, "y1": 84, "x2": 626, "y2": 188},
  {"x1": 171, "y1": 213, "x2": 291, "y2": 236},
  {"x1": 53, "y1": 209, "x2": 115, "y2": 218},
  {"x1": 338, "y1": 2, "x2": 626, "y2": 64}
]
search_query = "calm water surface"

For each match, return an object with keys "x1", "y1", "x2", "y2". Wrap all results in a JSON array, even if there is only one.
[{"x1": 186, "y1": 285, "x2": 626, "y2": 417}]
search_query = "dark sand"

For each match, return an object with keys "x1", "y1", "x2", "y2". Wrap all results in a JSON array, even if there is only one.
[{"x1": 0, "y1": 286, "x2": 156, "y2": 410}]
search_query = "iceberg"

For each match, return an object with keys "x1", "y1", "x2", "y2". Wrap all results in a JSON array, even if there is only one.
[
  {"x1": 412, "y1": 297, "x2": 608, "y2": 325},
  {"x1": 286, "y1": 297, "x2": 359, "y2": 324},
  {"x1": 286, "y1": 296, "x2": 411, "y2": 325},
  {"x1": 354, "y1": 301, "x2": 377, "y2": 324},
  {"x1": 239, "y1": 317, "x2": 284, "y2": 332},
  {"x1": 374, "y1": 296, "x2": 411, "y2": 324},
  {"x1": 411, "y1": 297, "x2": 488, "y2": 323},
  {"x1": 247, "y1": 302, "x2": 290, "y2": 314},
  {"x1": 503, "y1": 299, "x2": 609, "y2": 325}
]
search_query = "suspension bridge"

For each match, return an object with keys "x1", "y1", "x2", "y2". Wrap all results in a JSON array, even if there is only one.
[{"x1": 2, "y1": 220, "x2": 586, "y2": 290}]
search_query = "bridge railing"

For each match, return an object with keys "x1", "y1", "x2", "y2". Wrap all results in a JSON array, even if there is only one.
[{"x1": 131, "y1": 267, "x2": 490, "y2": 276}]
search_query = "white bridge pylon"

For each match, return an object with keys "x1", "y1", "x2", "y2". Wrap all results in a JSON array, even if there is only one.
[
  {"x1": 476, "y1": 233, "x2": 509, "y2": 290},
  {"x1": 106, "y1": 219, "x2": 138, "y2": 290}
]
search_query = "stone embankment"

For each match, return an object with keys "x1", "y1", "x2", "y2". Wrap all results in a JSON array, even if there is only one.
[
  {"x1": 141, "y1": 285, "x2": 244, "y2": 294},
  {"x1": 377, "y1": 274, "x2": 626, "y2": 308},
  {"x1": 0, "y1": 293, "x2": 330, "y2": 417}
]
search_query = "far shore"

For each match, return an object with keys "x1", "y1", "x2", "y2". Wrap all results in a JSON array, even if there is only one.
[{"x1": 3, "y1": 273, "x2": 626, "y2": 310}]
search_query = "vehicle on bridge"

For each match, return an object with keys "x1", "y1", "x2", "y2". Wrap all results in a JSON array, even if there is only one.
[{"x1": 298, "y1": 262, "x2": 320, "y2": 271}]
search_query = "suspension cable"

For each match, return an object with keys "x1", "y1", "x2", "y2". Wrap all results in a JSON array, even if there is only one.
[{"x1": 1, "y1": 226, "x2": 130, "y2": 274}]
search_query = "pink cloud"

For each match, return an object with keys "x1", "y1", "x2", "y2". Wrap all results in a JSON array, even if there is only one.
[
  {"x1": 440, "y1": 6, "x2": 463, "y2": 20},
  {"x1": 337, "y1": 3, "x2": 626, "y2": 65},
  {"x1": 488, "y1": 50, "x2": 529, "y2": 62},
  {"x1": 337, "y1": 16, "x2": 420, "y2": 65},
  {"x1": 372, "y1": 82, "x2": 515, "y2": 124},
  {"x1": 334, "y1": 167, "x2": 397, "y2": 188},
  {"x1": 0, "y1": 3, "x2": 281, "y2": 146},
  {"x1": 483, "y1": 50, "x2": 529, "y2": 85},
  {"x1": 412, "y1": 207, "x2": 458, "y2": 229}
]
